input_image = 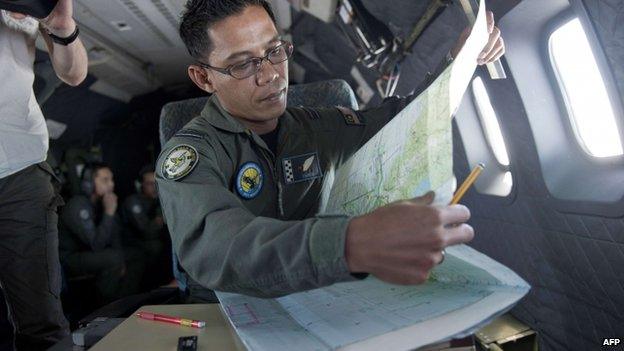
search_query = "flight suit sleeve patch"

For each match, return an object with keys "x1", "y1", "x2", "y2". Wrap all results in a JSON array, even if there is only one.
[
  {"x1": 282, "y1": 152, "x2": 323, "y2": 185},
  {"x1": 79, "y1": 209, "x2": 90, "y2": 220},
  {"x1": 336, "y1": 106, "x2": 365, "y2": 126},
  {"x1": 162, "y1": 144, "x2": 199, "y2": 181}
]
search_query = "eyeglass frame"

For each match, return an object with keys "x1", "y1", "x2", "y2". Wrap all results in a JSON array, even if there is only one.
[{"x1": 196, "y1": 40, "x2": 294, "y2": 80}]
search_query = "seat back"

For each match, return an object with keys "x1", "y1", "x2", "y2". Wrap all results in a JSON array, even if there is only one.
[{"x1": 159, "y1": 79, "x2": 358, "y2": 146}]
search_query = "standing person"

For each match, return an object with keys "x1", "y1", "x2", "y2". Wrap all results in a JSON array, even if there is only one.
[{"x1": 0, "y1": 0, "x2": 87, "y2": 349}]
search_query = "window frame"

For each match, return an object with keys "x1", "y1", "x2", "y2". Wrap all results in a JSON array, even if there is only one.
[
  {"x1": 547, "y1": 16, "x2": 624, "y2": 159},
  {"x1": 471, "y1": 76, "x2": 512, "y2": 171}
]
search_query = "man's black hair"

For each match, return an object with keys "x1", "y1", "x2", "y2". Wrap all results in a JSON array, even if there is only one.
[
  {"x1": 84, "y1": 162, "x2": 111, "y2": 180},
  {"x1": 138, "y1": 164, "x2": 155, "y2": 181},
  {"x1": 180, "y1": 0, "x2": 277, "y2": 61}
]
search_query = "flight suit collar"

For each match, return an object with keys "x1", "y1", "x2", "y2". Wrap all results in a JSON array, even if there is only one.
[
  {"x1": 200, "y1": 95, "x2": 247, "y2": 134},
  {"x1": 200, "y1": 94, "x2": 296, "y2": 157}
]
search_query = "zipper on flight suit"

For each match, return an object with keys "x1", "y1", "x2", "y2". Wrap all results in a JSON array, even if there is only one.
[{"x1": 246, "y1": 129, "x2": 285, "y2": 218}]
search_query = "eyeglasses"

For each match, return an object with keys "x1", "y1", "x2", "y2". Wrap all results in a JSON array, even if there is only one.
[{"x1": 197, "y1": 41, "x2": 294, "y2": 80}]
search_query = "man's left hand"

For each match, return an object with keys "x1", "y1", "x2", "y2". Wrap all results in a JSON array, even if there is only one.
[
  {"x1": 451, "y1": 11, "x2": 505, "y2": 65},
  {"x1": 39, "y1": 0, "x2": 75, "y2": 37}
]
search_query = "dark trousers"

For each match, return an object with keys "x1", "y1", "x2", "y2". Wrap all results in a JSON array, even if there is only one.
[
  {"x1": 63, "y1": 245, "x2": 146, "y2": 305},
  {"x1": 0, "y1": 163, "x2": 69, "y2": 350},
  {"x1": 63, "y1": 248, "x2": 126, "y2": 305}
]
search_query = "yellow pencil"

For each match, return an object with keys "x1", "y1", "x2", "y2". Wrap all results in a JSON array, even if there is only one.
[{"x1": 450, "y1": 163, "x2": 485, "y2": 205}]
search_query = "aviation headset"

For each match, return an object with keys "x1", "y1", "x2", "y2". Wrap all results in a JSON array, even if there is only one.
[
  {"x1": 135, "y1": 164, "x2": 155, "y2": 194},
  {"x1": 80, "y1": 164, "x2": 95, "y2": 196},
  {"x1": 80, "y1": 162, "x2": 109, "y2": 196}
]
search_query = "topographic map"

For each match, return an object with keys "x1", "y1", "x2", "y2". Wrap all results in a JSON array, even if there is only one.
[{"x1": 324, "y1": 68, "x2": 455, "y2": 214}]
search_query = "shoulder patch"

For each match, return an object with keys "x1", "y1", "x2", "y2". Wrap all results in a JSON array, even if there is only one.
[
  {"x1": 336, "y1": 106, "x2": 365, "y2": 126},
  {"x1": 132, "y1": 204, "x2": 142, "y2": 214},
  {"x1": 79, "y1": 209, "x2": 90, "y2": 220},
  {"x1": 162, "y1": 144, "x2": 199, "y2": 181}
]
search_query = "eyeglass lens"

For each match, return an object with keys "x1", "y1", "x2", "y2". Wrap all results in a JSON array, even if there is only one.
[{"x1": 230, "y1": 43, "x2": 292, "y2": 79}]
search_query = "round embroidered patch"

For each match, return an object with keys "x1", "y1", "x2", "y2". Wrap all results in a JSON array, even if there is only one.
[
  {"x1": 162, "y1": 144, "x2": 199, "y2": 181},
  {"x1": 236, "y1": 162, "x2": 264, "y2": 199},
  {"x1": 132, "y1": 204, "x2": 142, "y2": 214},
  {"x1": 79, "y1": 209, "x2": 90, "y2": 220}
]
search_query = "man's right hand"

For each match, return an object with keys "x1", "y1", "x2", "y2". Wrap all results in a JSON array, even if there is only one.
[
  {"x1": 345, "y1": 192, "x2": 474, "y2": 285},
  {"x1": 103, "y1": 193, "x2": 118, "y2": 216}
]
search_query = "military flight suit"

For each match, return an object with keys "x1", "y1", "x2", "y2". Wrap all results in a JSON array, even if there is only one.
[
  {"x1": 122, "y1": 194, "x2": 172, "y2": 288},
  {"x1": 59, "y1": 196, "x2": 143, "y2": 303},
  {"x1": 156, "y1": 91, "x2": 425, "y2": 298}
]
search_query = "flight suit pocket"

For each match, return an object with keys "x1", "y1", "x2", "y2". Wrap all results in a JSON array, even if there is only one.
[{"x1": 44, "y1": 198, "x2": 63, "y2": 298}]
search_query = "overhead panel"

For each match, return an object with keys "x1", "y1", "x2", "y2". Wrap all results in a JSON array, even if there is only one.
[{"x1": 74, "y1": 0, "x2": 192, "y2": 96}]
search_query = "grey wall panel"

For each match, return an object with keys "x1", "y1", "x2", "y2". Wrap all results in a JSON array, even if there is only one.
[
  {"x1": 453, "y1": 71, "x2": 624, "y2": 350},
  {"x1": 582, "y1": 0, "x2": 624, "y2": 109}
]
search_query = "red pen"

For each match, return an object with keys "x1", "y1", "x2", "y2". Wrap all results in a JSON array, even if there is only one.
[{"x1": 136, "y1": 312, "x2": 206, "y2": 328}]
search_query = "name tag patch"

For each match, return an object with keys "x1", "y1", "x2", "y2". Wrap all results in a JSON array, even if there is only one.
[{"x1": 282, "y1": 152, "x2": 322, "y2": 185}]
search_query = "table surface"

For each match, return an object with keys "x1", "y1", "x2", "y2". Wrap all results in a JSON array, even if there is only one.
[{"x1": 89, "y1": 304, "x2": 246, "y2": 351}]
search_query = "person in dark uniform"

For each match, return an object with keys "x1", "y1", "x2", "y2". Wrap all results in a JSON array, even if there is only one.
[
  {"x1": 122, "y1": 166, "x2": 172, "y2": 289},
  {"x1": 156, "y1": 0, "x2": 505, "y2": 298},
  {"x1": 60, "y1": 163, "x2": 143, "y2": 304},
  {"x1": 0, "y1": 0, "x2": 87, "y2": 349}
]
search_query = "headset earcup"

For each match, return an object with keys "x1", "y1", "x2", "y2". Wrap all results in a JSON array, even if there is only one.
[{"x1": 80, "y1": 167, "x2": 94, "y2": 196}]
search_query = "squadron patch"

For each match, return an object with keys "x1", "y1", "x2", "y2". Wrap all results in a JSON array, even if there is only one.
[
  {"x1": 282, "y1": 152, "x2": 322, "y2": 185},
  {"x1": 79, "y1": 209, "x2": 90, "y2": 220},
  {"x1": 336, "y1": 106, "x2": 365, "y2": 126},
  {"x1": 236, "y1": 162, "x2": 264, "y2": 199},
  {"x1": 162, "y1": 144, "x2": 199, "y2": 181}
]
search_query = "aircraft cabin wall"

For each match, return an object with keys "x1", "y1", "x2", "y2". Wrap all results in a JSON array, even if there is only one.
[
  {"x1": 4, "y1": 0, "x2": 622, "y2": 349},
  {"x1": 452, "y1": 0, "x2": 624, "y2": 350}
]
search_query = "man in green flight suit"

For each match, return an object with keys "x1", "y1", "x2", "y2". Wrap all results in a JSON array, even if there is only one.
[{"x1": 156, "y1": 0, "x2": 505, "y2": 298}]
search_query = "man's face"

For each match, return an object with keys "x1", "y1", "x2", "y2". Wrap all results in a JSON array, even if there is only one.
[
  {"x1": 93, "y1": 168, "x2": 114, "y2": 197},
  {"x1": 200, "y1": 5, "x2": 288, "y2": 123},
  {"x1": 141, "y1": 172, "x2": 157, "y2": 199}
]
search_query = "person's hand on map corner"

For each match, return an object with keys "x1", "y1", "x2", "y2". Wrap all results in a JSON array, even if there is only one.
[
  {"x1": 450, "y1": 11, "x2": 505, "y2": 65},
  {"x1": 344, "y1": 191, "x2": 475, "y2": 285}
]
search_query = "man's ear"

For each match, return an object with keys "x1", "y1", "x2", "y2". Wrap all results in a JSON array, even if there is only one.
[{"x1": 188, "y1": 65, "x2": 216, "y2": 94}]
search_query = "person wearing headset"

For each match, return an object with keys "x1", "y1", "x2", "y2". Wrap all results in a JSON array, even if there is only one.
[{"x1": 58, "y1": 163, "x2": 127, "y2": 305}]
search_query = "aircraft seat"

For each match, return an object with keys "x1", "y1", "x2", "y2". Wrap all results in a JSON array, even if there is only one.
[{"x1": 159, "y1": 79, "x2": 360, "y2": 146}]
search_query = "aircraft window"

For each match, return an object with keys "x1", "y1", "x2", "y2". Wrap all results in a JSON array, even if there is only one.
[
  {"x1": 472, "y1": 76, "x2": 510, "y2": 168},
  {"x1": 549, "y1": 18, "x2": 623, "y2": 158}
]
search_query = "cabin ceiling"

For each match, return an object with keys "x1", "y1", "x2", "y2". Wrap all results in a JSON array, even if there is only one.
[
  {"x1": 73, "y1": 0, "x2": 524, "y2": 100},
  {"x1": 74, "y1": 0, "x2": 191, "y2": 96}
]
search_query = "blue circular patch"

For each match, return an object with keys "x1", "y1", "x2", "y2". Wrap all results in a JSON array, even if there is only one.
[{"x1": 236, "y1": 162, "x2": 264, "y2": 199}]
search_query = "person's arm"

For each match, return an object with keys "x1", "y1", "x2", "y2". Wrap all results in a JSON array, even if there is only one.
[
  {"x1": 38, "y1": 0, "x2": 87, "y2": 86},
  {"x1": 156, "y1": 137, "x2": 356, "y2": 298},
  {"x1": 61, "y1": 197, "x2": 119, "y2": 251}
]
